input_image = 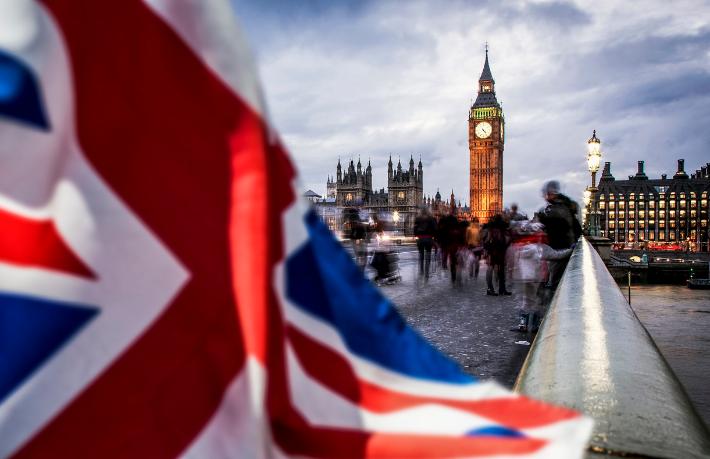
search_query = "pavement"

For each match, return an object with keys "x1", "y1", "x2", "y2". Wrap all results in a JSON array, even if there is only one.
[{"x1": 366, "y1": 245, "x2": 533, "y2": 388}]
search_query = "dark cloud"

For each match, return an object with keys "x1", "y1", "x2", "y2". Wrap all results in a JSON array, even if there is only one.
[{"x1": 231, "y1": 0, "x2": 710, "y2": 214}]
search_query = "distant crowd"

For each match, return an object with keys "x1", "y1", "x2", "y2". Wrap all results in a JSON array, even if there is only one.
[
  {"x1": 340, "y1": 180, "x2": 582, "y2": 333},
  {"x1": 412, "y1": 180, "x2": 582, "y2": 333}
]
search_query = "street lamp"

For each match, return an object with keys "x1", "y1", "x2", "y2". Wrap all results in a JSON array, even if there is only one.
[{"x1": 586, "y1": 130, "x2": 602, "y2": 237}]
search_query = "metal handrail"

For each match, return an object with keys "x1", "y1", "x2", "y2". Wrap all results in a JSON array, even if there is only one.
[{"x1": 514, "y1": 238, "x2": 710, "y2": 458}]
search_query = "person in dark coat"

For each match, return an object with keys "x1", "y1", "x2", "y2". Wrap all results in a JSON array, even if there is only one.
[
  {"x1": 437, "y1": 210, "x2": 463, "y2": 283},
  {"x1": 413, "y1": 207, "x2": 437, "y2": 278},
  {"x1": 484, "y1": 214, "x2": 511, "y2": 295},
  {"x1": 538, "y1": 180, "x2": 582, "y2": 288}
]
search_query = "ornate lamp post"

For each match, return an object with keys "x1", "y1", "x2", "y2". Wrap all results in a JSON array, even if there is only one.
[{"x1": 586, "y1": 130, "x2": 602, "y2": 237}]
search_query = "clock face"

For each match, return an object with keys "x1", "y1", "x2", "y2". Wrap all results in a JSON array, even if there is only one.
[{"x1": 475, "y1": 121, "x2": 492, "y2": 139}]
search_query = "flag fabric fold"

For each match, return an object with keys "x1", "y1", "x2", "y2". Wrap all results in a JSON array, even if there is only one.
[{"x1": 0, "y1": 0, "x2": 592, "y2": 457}]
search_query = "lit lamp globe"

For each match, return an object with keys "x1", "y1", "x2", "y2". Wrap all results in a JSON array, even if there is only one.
[{"x1": 587, "y1": 130, "x2": 602, "y2": 186}]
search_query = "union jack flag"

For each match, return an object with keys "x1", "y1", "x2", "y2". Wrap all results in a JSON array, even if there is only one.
[{"x1": 0, "y1": 0, "x2": 592, "y2": 457}]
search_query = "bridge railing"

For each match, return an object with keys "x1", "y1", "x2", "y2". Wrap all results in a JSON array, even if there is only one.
[{"x1": 514, "y1": 238, "x2": 710, "y2": 458}]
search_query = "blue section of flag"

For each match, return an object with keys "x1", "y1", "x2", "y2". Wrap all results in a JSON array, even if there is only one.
[
  {"x1": 466, "y1": 426, "x2": 525, "y2": 438},
  {"x1": 0, "y1": 292, "x2": 97, "y2": 404},
  {"x1": 286, "y1": 210, "x2": 473, "y2": 384},
  {"x1": 0, "y1": 50, "x2": 50, "y2": 130}
]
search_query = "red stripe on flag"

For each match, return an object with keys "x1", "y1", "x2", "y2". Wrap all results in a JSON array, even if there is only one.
[
  {"x1": 287, "y1": 325, "x2": 580, "y2": 429},
  {"x1": 0, "y1": 207, "x2": 94, "y2": 279},
  {"x1": 272, "y1": 422, "x2": 547, "y2": 458}
]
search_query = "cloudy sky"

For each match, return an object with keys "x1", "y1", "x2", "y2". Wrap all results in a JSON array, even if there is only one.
[{"x1": 232, "y1": 0, "x2": 710, "y2": 215}]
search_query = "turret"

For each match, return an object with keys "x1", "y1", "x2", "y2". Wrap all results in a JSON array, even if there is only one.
[
  {"x1": 336, "y1": 159, "x2": 342, "y2": 183},
  {"x1": 388, "y1": 155, "x2": 393, "y2": 180}
]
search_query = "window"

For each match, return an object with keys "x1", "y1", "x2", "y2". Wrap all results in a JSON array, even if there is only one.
[
  {"x1": 659, "y1": 201, "x2": 666, "y2": 209},
  {"x1": 670, "y1": 220, "x2": 676, "y2": 228},
  {"x1": 680, "y1": 210, "x2": 686, "y2": 218},
  {"x1": 397, "y1": 191, "x2": 405, "y2": 200},
  {"x1": 619, "y1": 220, "x2": 625, "y2": 228},
  {"x1": 669, "y1": 232, "x2": 676, "y2": 240},
  {"x1": 702, "y1": 199, "x2": 708, "y2": 208},
  {"x1": 659, "y1": 232, "x2": 665, "y2": 241},
  {"x1": 609, "y1": 211, "x2": 616, "y2": 219},
  {"x1": 345, "y1": 193, "x2": 353, "y2": 203},
  {"x1": 670, "y1": 210, "x2": 676, "y2": 218},
  {"x1": 630, "y1": 193, "x2": 636, "y2": 200},
  {"x1": 691, "y1": 200, "x2": 697, "y2": 209},
  {"x1": 659, "y1": 220, "x2": 665, "y2": 228},
  {"x1": 649, "y1": 232, "x2": 655, "y2": 241},
  {"x1": 599, "y1": 201, "x2": 606, "y2": 209},
  {"x1": 670, "y1": 200, "x2": 676, "y2": 209},
  {"x1": 609, "y1": 194, "x2": 615, "y2": 200},
  {"x1": 619, "y1": 211, "x2": 625, "y2": 219},
  {"x1": 659, "y1": 210, "x2": 666, "y2": 219},
  {"x1": 619, "y1": 201, "x2": 626, "y2": 209},
  {"x1": 639, "y1": 210, "x2": 645, "y2": 219},
  {"x1": 609, "y1": 202, "x2": 616, "y2": 210},
  {"x1": 629, "y1": 221, "x2": 635, "y2": 228},
  {"x1": 649, "y1": 210, "x2": 655, "y2": 218},
  {"x1": 630, "y1": 201, "x2": 635, "y2": 210},
  {"x1": 691, "y1": 192, "x2": 696, "y2": 199},
  {"x1": 609, "y1": 221, "x2": 616, "y2": 229},
  {"x1": 701, "y1": 220, "x2": 707, "y2": 228},
  {"x1": 680, "y1": 200, "x2": 686, "y2": 209},
  {"x1": 649, "y1": 201, "x2": 656, "y2": 209},
  {"x1": 680, "y1": 192, "x2": 686, "y2": 199},
  {"x1": 691, "y1": 210, "x2": 697, "y2": 218}
]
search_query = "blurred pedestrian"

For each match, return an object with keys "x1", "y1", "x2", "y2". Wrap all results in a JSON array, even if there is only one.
[
  {"x1": 414, "y1": 207, "x2": 437, "y2": 278},
  {"x1": 538, "y1": 180, "x2": 582, "y2": 289},
  {"x1": 438, "y1": 210, "x2": 464, "y2": 284},
  {"x1": 466, "y1": 217, "x2": 482, "y2": 279},
  {"x1": 483, "y1": 214, "x2": 511, "y2": 295}
]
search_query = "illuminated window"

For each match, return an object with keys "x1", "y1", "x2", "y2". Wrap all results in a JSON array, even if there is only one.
[
  {"x1": 619, "y1": 211, "x2": 625, "y2": 219},
  {"x1": 703, "y1": 192, "x2": 708, "y2": 199},
  {"x1": 649, "y1": 219, "x2": 655, "y2": 225},
  {"x1": 659, "y1": 201, "x2": 665, "y2": 209},
  {"x1": 629, "y1": 221, "x2": 635, "y2": 228},
  {"x1": 702, "y1": 199, "x2": 708, "y2": 208},
  {"x1": 659, "y1": 221, "x2": 665, "y2": 228},
  {"x1": 701, "y1": 220, "x2": 707, "y2": 228},
  {"x1": 609, "y1": 194, "x2": 615, "y2": 200},
  {"x1": 670, "y1": 200, "x2": 676, "y2": 209},
  {"x1": 649, "y1": 232, "x2": 655, "y2": 241},
  {"x1": 609, "y1": 221, "x2": 616, "y2": 229},
  {"x1": 680, "y1": 200, "x2": 686, "y2": 209},
  {"x1": 670, "y1": 210, "x2": 676, "y2": 218},
  {"x1": 397, "y1": 191, "x2": 405, "y2": 200},
  {"x1": 691, "y1": 200, "x2": 697, "y2": 209},
  {"x1": 599, "y1": 201, "x2": 606, "y2": 209},
  {"x1": 691, "y1": 210, "x2": 697, "y2": 218},
  {"x1": 630, "y1": 193, "x2": 636, "y2": 200},
  {"x1": 680, "y1": 210, "x2": 686, "y2": 218},
  {"x1": 680, "y1": 220, "x2": 686, "y2": 227},
  {"x1": 619, "y1": 220, "x2": 625, "y2": 228},
  {"x1": 670, "y1": 192, "x2": 676, "y2": 198},
  {"x1": 639, "y1": 210, "x2": 645, "y2": 218},
  {"x1": 600, "y1": 195, "x2": 606, "y2": 200},
  {"x1": 649, "y1": 201, "x2": 655, "y2": 209},
  {"x1": 659, "y1": 210, "x2": 666, "y2": 219},
  {"x1": 619, "y1": 201, "x2": 625, "y2": 209},
  {"x1": 609, "y1": 202, "x2": 616, "y2": 210},
  {"x1": 609, "y1": 211, "x2": 616, "y2": 219},
  {"x1": 345, "y1": 193, "x2": 353, "y2": 202},
  {"x1": 690, "y1": 192, "x2": 696, "y2": 199},
  {"x1": 669, "y1": 232, "x2": 676, "y2": 240},
  {"x1": 670, "y1": 220, "x2": 676, "y2": 228},
  {"x1": 630, "y1": 201, "x2": 635, "y2": 209},
  {"x1": 680, "y1": 192, "x2": 686, "y2": 199}
]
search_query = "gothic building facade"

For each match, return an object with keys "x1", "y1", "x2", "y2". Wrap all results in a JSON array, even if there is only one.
[
  {"x1": 326, "y1": 156, "x2": 424, "y2": 233},
  {"x1": 469, "y1": 48, "x2": 505, "y2": 223}
]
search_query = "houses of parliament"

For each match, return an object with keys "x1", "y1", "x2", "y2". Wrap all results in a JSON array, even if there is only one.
[{"x1": 306, "y1": 50, "x2": 505, "y2": 231}]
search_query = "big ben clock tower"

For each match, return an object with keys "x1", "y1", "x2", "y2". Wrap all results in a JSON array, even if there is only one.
[{"x1": 469, "y1": 47, "x2": 504, "y2": 223}]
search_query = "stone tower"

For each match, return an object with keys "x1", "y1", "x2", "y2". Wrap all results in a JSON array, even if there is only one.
[{"x1": 469, "y1": 47, "x2": 504, "y2": 223}]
